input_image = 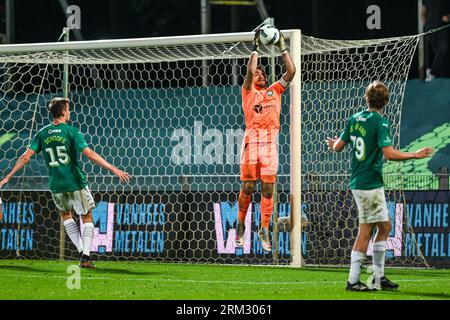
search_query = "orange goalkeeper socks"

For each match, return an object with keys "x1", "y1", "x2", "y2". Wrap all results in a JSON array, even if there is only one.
[
  {"x1": 261, "y1": 196, "x2": 273, "y2": 229},
  {"x1": 238, "y1": 190, "x2": 251, "y2": 223}
]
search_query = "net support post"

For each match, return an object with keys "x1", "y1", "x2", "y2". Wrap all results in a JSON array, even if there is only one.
[
  {"x1": 417, "y1": 0, "x2": 425, "y2": 79},
  {"x1": 289, "y1": 29, "x2": 302, "y2": 268},
  {"x1": 59, "y1": 27, "x2": 70, "y2": 261}
]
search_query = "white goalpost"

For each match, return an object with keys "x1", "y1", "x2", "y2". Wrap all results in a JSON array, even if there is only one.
[
  {"x1": 287, "y1": 30, "x2": 302, "y2": 267},
  {"x1": 0, "y1": 29, "x2": 428, "y2": 268}
]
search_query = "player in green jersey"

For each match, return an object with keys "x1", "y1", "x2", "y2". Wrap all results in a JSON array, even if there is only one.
[
  {"x1": 326, "y1": 81, "x2": 434, "y2": 291},
  {"x1": 0, "y1": 97, "x2": 131, "y2": 268}
]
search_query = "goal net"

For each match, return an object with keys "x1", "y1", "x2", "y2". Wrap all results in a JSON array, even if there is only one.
[{"x1": 0, "y1": 30, "x2": 427, "y2": 267}]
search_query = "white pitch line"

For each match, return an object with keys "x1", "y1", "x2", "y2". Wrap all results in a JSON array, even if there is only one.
[{"x1": 5, "y1": 273, "x2": 450, "y2": 287}]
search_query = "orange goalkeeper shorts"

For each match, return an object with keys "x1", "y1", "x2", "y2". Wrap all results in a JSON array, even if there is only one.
[{"x1": 240, "y1": 142, "x2": 278, "y2": 184}]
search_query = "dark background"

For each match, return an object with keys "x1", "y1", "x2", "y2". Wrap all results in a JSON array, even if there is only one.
[
  {"x1": 0, "y1": 0, "x2": 419, "y2": 42},
  {"x1": 0, "y1": 0, "x2": 425, "y2": 77}
]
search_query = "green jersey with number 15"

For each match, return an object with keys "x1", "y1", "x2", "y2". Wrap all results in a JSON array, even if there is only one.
[
  {"x1": 340, "y1": 110, "x2": 392, "y2": 190},
  {"x1": 29, "y1": 123, "x2": 88, "y2": 194}
]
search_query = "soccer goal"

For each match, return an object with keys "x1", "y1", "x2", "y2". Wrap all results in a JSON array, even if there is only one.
[{"x1": 0, "y1": 28, "x2": 428, "y2": 268}]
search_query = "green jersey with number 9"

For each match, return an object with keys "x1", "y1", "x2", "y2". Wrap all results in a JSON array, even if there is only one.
[
  {"x1": 29, "y1": 123, "x2": 88, "y2": 194},
  {"x1": 340, "y1": 110, "x2": 392, "y2": 190}
]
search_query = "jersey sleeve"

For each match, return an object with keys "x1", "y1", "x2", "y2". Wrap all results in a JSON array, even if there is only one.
[
  {"x1": 29, "y1": 131, "x2": 42, "y2": 153},
  {"x1": 74, "y1": 129, "x2": 88, "y2": 152},
  {"x1": 339, "y1": 118, "x2": 352, "y2": 143},
  {"x1": 270, "y1": 81, "x2": 286, "y2": 95},
  {"x1": 377, "y1": 118, "x2": 393, "y2": 148}
]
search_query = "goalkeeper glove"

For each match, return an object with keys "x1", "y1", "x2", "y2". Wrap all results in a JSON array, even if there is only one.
[
  {"x1": 275, "y1": 29, "x2": 288, "y2": 53},
  {"x1": 253, "y1": 29, "x2": 261, "y2": 53}
]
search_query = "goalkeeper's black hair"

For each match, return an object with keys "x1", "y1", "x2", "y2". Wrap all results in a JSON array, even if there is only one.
[{"x1": 256, "y1": 65, "x2": 269, "y2": 87}]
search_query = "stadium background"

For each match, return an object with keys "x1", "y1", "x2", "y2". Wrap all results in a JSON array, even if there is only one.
[
  {"x1": 0, "y1": 0, "x2": 449, "y2": 269},
  {"x1": 0, "y1": 0, "x2": 447, "y2": 175}
]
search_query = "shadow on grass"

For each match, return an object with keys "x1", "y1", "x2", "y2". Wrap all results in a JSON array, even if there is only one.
[
  {"x1": 0, "y1": 265, "x2": 56, "y2": 273},
  {"x1": 0, "y1": 264, "x2": 162, "y2": 276},
  {"x1": 90, "y1": 267, "x2": 163, "y2": 276},
  {"x1": 301, "y1": 268, "x2": 348, "y2": 274}
]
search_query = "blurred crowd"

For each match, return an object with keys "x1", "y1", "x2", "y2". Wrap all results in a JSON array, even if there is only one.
[{"x1": 422, "y1": 0, "x2": 450, "y2": 81}]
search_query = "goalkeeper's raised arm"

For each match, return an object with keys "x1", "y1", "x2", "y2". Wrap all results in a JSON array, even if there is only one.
[
  {"x1": 243, "y1": 28, "x2": 296, "y2": 92},
  {"x1": 243, "y1": 31, "x2": 260, "y2": 91},
  {"x1": 275, "y1": 30, "x2": 296, "y2": 86}
]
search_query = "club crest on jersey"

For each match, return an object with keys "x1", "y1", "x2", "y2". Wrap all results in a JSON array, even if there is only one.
[{"x1": 267, "y1": 90, "x2": 274, "y2": 97}]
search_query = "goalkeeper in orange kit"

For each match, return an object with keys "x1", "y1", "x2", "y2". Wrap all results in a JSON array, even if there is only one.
[{"x1": 236, "y1": 28, "x2": 296, "y2": 252}]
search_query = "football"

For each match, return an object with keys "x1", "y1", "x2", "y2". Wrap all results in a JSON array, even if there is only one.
[{"x1": 258, "y1": 24, "x2": 280, "y2": 46}]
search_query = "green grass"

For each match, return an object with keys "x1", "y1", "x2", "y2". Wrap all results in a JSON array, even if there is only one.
[{"x1": 0, "y1": 259, "x2": 449, "y2": 300}]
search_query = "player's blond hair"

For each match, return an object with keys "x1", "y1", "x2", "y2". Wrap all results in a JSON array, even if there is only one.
[{"x1": 365, "y1": 81, "x2": 389, "y2": 110}]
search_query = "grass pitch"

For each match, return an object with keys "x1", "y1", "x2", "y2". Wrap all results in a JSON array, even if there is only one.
[{"x1": 0, "y1": 259, "x2": 449, "y2": 300}]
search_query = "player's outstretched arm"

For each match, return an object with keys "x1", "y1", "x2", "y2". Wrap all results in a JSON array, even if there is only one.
[
  {"x1": 0, "y1": 148, "x2": 35, "y2": 188},
  {"x1": 382, "y1": 146, "x2": 434, "y2": 161},
  {"x1": 326, "y1": 136, "x2": 346, "y2": 152},
  {"x1": 243, "y1": 31, "x2": 260, "y2": 91},
  {"x1": 82, "y1": 147, "x2": 131, "y2": 183},
  {"x1": 280, "y1": 51, "x2": 296, "y2": 83},
  {"x1": 276, "y1": 31, "x2": 296, "y2": 83}
]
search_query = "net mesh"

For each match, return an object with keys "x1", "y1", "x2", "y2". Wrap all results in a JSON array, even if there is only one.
[{"x1": 0, "y1": 31, "x2": 427, "y2": 267}]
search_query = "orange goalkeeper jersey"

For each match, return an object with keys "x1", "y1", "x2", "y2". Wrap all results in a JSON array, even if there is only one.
[{"x1": 242, "y1": 81, "x2": 286, "y2": 144}]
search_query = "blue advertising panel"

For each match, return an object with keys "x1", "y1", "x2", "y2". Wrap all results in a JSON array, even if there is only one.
[{"x1": 1, "y1": 190, "x2": 449, "y2": 267}]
